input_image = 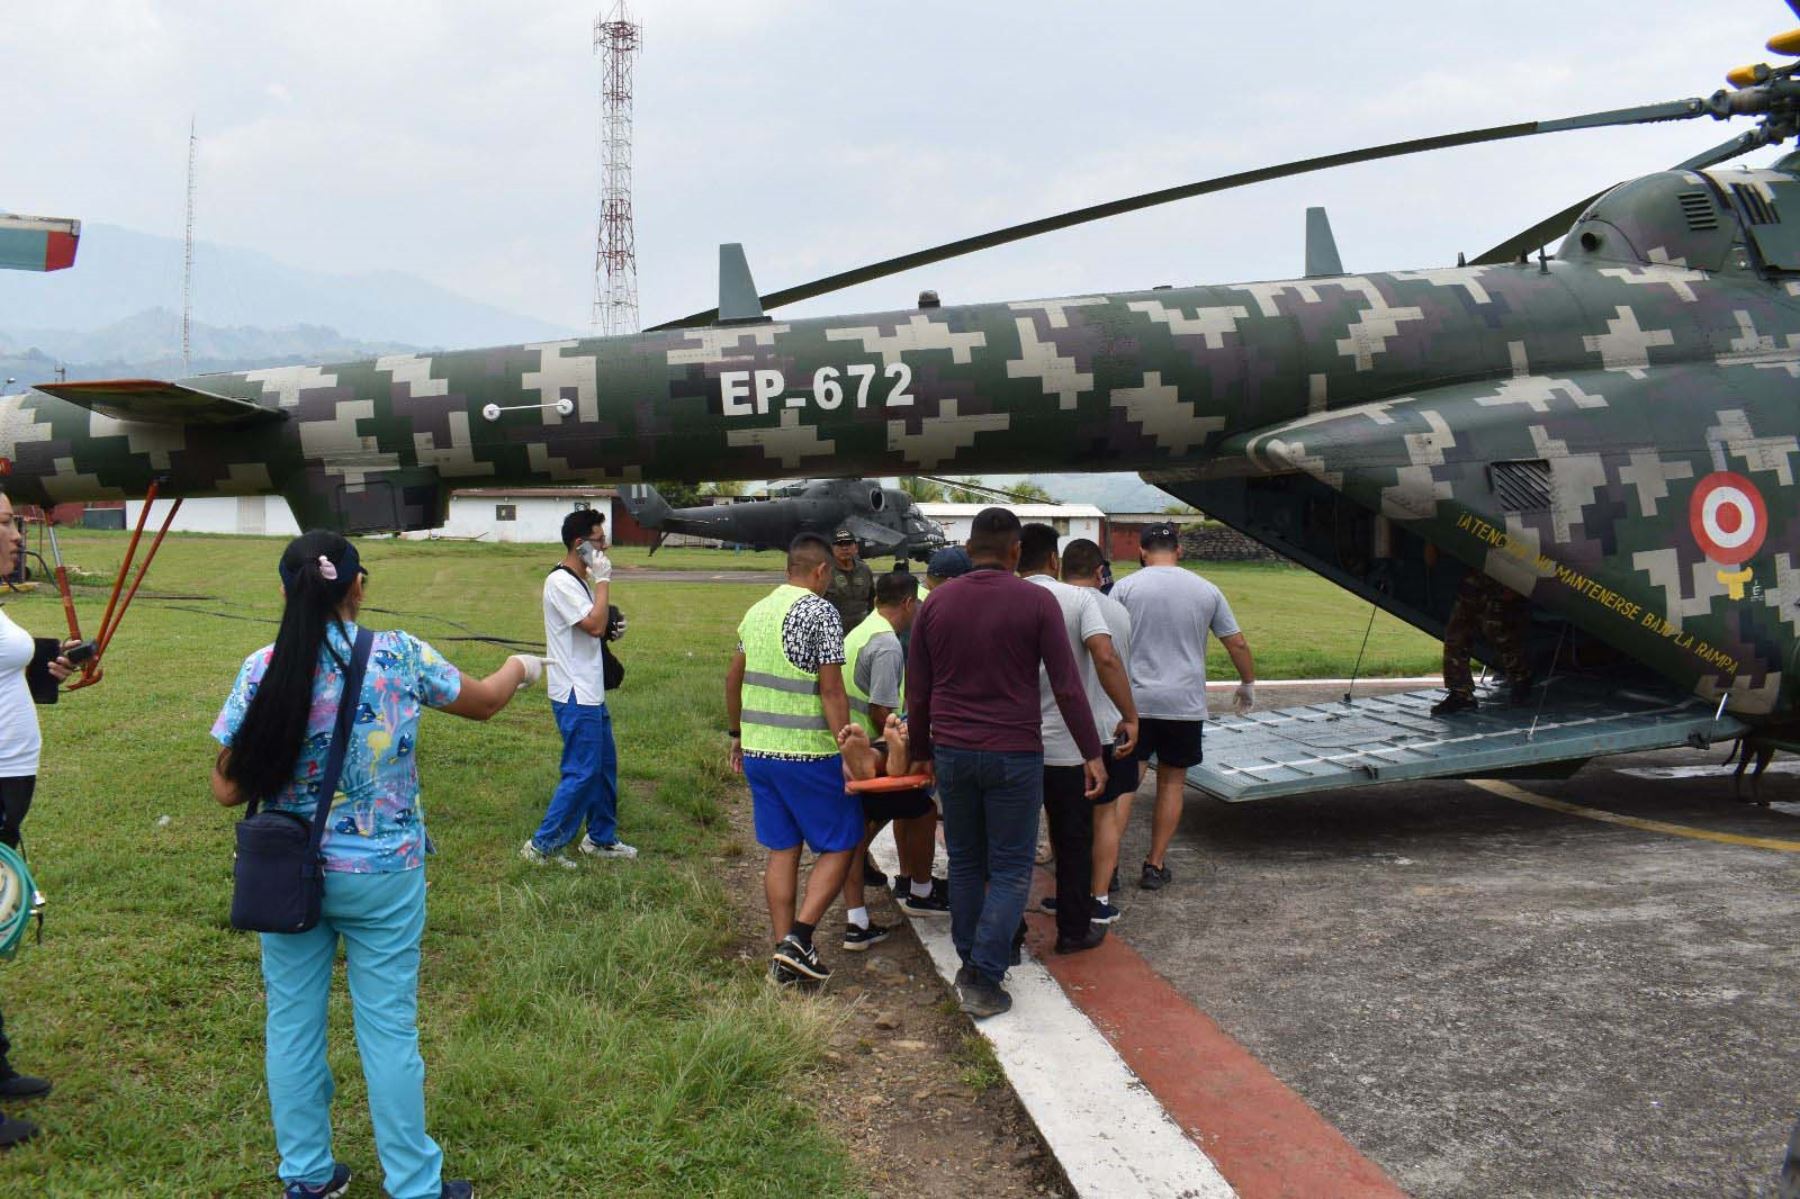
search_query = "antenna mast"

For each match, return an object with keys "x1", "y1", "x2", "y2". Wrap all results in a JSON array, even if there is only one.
[
  {"x1": 181, "y1": 117, "x2": 197, "y2": 374},
  {"x1": 593, "y1": 2, "x2": 642, "y2": 336}
]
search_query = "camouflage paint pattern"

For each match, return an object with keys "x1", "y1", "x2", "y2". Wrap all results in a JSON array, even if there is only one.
[{"x1": 3, "y1": 162, "x2": 1799, "y2": 718}]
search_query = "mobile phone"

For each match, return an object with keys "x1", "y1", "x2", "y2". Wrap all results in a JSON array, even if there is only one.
[{"x1": 62, "y1": 640, "x2": 96, "y2": 666}]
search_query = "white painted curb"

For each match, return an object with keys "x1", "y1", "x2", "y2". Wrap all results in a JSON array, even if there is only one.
[{"x1": 870, "y1": 840, "x2": 1234, "y2": 1199}]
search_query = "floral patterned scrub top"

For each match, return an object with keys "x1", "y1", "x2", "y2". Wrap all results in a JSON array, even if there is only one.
[{"x1": 212, "y1": 623, "x2": 462, "y2": 873}]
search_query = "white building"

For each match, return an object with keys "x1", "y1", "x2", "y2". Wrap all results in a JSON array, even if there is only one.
[
  {"x1": 124, "y1": 488, "x2": 625, "y2": 545},
  {"x1": 917, "y1": 502, "x2": 1106, "y2": 553},
  {"x1": 125, "y1": 495, "x2": 301, "y2": 538}
]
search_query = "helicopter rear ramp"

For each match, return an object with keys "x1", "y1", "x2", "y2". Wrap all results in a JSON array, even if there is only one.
[{"x1": 1188, "y1": 677, "x2": 1747, "y2": 803}]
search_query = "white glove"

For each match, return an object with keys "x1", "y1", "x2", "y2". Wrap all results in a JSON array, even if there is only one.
[
  {"x1": 509, "y1": 654, "x2": 544, "y2": 689},
  {"x1": 587, "y1": 549, "x2": 613, "y2": 585},
  {"x1": 1232, "y1": 682, "x2": 1255, "y2": 715},
  {"x1": 608, "y1": 612, "x2": 628, "y2": 642}
]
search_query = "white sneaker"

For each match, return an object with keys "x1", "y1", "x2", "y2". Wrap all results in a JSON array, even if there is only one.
[
  {"x1": 519, "y1": 840, "x2": 578, "y2": 869},
  {"x1": 579, "y1": 835, "x2": 638, "y2": 860}
]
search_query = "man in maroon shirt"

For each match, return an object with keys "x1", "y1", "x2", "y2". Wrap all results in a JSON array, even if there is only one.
[{"x1": 907, "y1": 507, "x2": 1106, "y2": 1018}]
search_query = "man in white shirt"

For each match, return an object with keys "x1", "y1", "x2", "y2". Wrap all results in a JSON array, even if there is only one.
[
  {"x1": 1018, "y1": 524, "x2": 1138, "y2": 954},
  {"x1": 1110, "y1": 522, "x2": 1254, "y2": 893},
  {"x1": 523, "y1": 508, "x2": 636, "y2": 866}
]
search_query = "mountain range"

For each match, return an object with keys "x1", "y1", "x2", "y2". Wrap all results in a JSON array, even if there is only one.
[{"x1": 0, "y1": 222, "x2": 575, "y2": 348}]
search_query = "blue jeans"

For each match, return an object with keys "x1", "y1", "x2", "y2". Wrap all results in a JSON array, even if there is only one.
[
  {"x1": 933, "y1": 746, "x2": 1043, "y2": 985},
  {"x1": 533, "y1": 699, "x2": 619, "y2": 852},
  {"x1": 260, "y1": 867, "x2": 442, "y2": 1199}
]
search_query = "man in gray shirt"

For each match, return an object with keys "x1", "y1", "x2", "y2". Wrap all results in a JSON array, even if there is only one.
[
  {"x1": 1018, "y1": 525, "x2": 1138, "y2": 953},
  {"x1": 838, "y1": 571, "x2": 945, "y2": 952},
  {"x1": 1110, "y1": 522, "x2": 1256, "y2": 892}
]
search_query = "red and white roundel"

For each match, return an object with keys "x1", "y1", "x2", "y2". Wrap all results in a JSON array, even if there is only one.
[{"x1": 1689, "y1": 471, "x2": 1767, "y2": 566}]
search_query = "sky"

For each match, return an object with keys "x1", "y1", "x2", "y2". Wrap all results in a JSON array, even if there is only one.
[{"x1": 4, "y1": 1, "x2": 1790, "y2": 335}]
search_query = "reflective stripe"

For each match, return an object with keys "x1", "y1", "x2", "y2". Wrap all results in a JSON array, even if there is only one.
[
  {"x1": 741, "y1": 708, "x2": 832, "y2": 731},
  {"x1": 744, "y1": 670, "x2": 820, "y2": 695}
]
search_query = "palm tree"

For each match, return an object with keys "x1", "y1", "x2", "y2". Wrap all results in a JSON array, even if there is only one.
[{"x1": 898, "y1": 476, "x2": 946, "y2": 502}]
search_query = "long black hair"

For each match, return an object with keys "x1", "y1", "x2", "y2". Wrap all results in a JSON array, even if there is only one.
[{"x1": 223, "y1": 530, "x2": 360, "y2": 805}]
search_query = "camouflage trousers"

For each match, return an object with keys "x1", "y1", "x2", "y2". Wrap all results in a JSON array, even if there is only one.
[{"x1": 1442, "y1": 573, "x2": 1529, "y2": 698}]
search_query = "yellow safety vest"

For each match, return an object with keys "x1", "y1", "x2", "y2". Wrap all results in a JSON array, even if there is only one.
[
  {"x1": 843, "y1": 611, "x2": 904, "y2": 736},
  {"x1": 737, "y1": 584, "x2": 838, "y2": 758}
]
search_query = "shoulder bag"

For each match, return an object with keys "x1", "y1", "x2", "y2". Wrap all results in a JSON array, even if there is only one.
[{"x1": 229, "y1": 627, "x2": 373, "y2": 934}]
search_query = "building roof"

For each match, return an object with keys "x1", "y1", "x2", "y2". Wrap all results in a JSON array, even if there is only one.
[
  {"x1": 450, "y1": 487, "x2": 619, "y2": 499},
  {"x1": 1109, "y1": 512, "x2": 1204, "y2": 524},
  {"x1": 917, "y1": 502, "x2": 1106, "y2": 519}
]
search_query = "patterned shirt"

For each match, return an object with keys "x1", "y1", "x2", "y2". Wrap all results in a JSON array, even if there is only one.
[
  {"x1": 212, "y1": 623, "x2": 462, "y2": 873},
  {"x1": 737, "y1": 593, "x2": 847, "y2": 674}
]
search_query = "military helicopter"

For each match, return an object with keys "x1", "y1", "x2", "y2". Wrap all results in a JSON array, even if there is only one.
[
  {"x1": 8, "y1": 21, "x2": 1800, "y2": 795},
  {"x1": 620, "y1": 477, "x2": 946, "y2": 560}
]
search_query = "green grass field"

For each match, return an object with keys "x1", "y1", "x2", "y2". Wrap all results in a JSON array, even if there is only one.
[{"x1": 0, "y1": 531, "x2": 1436, "y2": 1195}]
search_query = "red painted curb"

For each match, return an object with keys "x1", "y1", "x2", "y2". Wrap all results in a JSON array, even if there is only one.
[{"x1": 1025, "y1": 884, "x2": 1410, "y2": 1199}]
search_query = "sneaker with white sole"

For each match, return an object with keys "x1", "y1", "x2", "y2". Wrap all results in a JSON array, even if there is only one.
[
  {"x1": 771, "y1": 934, "x2": 831, "y2": 982},
  {"x1": 519, "y1": 841, "x2": 578, "y2": 869},
  {"x1": 579, "y1": 836, "x2": 638, "y2": 860},
  {"x1": 842, "y1": 921, "x2": 891, "y2": 952},
  {"x1": 285, "y1": 1163, "x2": 351, "y2": 1199},
  {"x1": 1090, "y1": 898, "x2": 1121, "y2": 925}
]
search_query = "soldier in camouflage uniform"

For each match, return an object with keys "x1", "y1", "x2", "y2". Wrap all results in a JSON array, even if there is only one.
[
  {"x1": 1433, "y1": 570, "x2": 1533, "y2": 716},
  {"x1": 824, "y1": 530, "x2": 874, "y2": 631}
]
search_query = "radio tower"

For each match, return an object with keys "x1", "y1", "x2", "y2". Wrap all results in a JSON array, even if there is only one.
[
  {"x1": 181, "y1": 116, "x2": 197, "y2": 373},
  {"x1": 593, "y1": 2, "x2": 642, "y2": 335}
]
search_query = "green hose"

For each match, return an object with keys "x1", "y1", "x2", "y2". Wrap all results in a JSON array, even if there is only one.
[{"x1": 0, "y1": 843, "x2": 37, "y2": 960}]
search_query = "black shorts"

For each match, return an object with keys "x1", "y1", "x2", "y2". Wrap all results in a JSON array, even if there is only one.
[
  {"x1": 1134, "y1": 718, "x2": 1204, "y2": 769},
  {"x1": 1098, "y1": 753, "x2": 1140, "y2": 804},
  {"x1": 860, "y1": 787, "x2": 933, "y2": 823}
]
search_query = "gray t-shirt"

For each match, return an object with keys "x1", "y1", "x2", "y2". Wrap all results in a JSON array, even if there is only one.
[
  {"x1": 1085, "y1": 590, "x2": 1133, "y2": 741},
  {"x1": 853, "y1": 627, "x2": 905, "y2": 711},
  {"x1": 1110, "y1": 565, "x2": 1240, "y2": 720},
  {"x1": 1027, "y1": 574, "x2": 1111, "y2": 767}
]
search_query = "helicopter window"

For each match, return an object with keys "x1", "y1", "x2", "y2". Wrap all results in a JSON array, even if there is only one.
[
  {"x1": 1732, "y1": 184, "x2": 1780, "y2": 226},
  {"x1": 1488, "y1": 460, "x2": 1552, "y2": 514},
  {"x1": 1676, "y1": 191, "x2": 1717, "y2": 232}
]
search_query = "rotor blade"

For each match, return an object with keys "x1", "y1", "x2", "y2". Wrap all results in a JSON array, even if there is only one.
[
  {"x1": 1470, "y1": 191, "x2": 1608, "y2": 265},
  {"x1": 1672, "y1": 127, "x2": 1774, "y2": 172},
  {"x1": 1470, "y1": 128, "x2": 1773, "y2": 265},
  {"x1": 651, "y1": 97, "x2": 1710, "y2": 329}
]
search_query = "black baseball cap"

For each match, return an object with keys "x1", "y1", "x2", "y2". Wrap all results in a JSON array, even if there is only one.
[
  {"x1": 1140, "y1": 521, "x2": 1180, "y2": 549},
  {"x1": 833, "y1": 528, "x2": 856, "y2": 544}
]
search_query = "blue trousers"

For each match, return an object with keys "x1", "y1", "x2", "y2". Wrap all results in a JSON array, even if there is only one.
[
  {"x1": 533, "y1": 699, "x2": 619, "y2": 852},
  {"x1": 934, "y1": 746, "x2": 1043, "y2": 985},
  {"x1": 260, "y1": 867, "x2": 442, "y2": 1199}
]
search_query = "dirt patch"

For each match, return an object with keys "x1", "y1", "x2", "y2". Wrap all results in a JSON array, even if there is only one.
[{"x1": 714, "y1": 790, "x2": 1074, "y2": 1199}]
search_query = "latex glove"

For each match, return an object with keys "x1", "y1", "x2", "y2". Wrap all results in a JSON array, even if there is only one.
[
  {"x1": 509, "y1": 654, "x2": 544, "y2": 689},
  {"x1": 1232, "y1": 682, "x2": 1255, "y2": 715},
  {"x1": 583, "y1": 547, "x2": 613, "y2": 585}
]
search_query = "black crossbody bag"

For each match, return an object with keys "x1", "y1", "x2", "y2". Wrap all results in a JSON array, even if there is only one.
[{"x1": 229, "y1": 628, "x2": 373, "y2": 934}]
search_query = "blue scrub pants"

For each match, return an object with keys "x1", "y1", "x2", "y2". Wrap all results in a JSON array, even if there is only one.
[
  {"x1": 532, "y1": 699, "x2": 619, "y2": 852},
  {"x1": 260, "y1": 867, "x2": 442, "y2": 1199}
]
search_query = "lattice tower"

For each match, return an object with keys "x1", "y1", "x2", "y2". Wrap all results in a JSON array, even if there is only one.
[{"x1": 593, "y1": 2, "x2": 642, "y2": 335}]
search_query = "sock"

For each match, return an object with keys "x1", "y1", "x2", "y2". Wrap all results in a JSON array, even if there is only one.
[
  {"x1": 847, "y1": 906, "x2": 869, "y2": 929},
  {"x1": 910, "y1": 878, "x2": 933, "y2": 899},
  {"x1": 1094, "y1": 893, "x2": 1108, "y2": 906},
  {"x1": 789, "y1": 920, "x2": 816, "y2": 948}
]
